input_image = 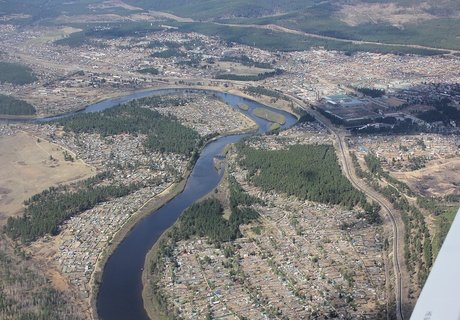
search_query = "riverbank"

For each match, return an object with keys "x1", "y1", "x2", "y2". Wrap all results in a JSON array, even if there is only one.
[
  {"x1": 141, "y1": 150, "x2": 233, "y2": 319},
  {"x1": 90, "y1": 122, "x2": 258, "y2": 319}
]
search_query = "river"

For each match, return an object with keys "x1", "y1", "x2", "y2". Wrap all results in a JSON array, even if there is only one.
[{"x1": 47, "y1": 87, "x2": 297, "y2": 320}]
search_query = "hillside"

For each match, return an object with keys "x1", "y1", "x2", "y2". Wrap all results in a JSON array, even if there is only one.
[{"x1": 1, "y1": 0, "x2": 459, "y2": 51}]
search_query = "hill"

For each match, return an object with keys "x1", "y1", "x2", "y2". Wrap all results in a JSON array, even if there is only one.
[{"x1": 1, "y1": 0, "x2": 459, "y2": 51}]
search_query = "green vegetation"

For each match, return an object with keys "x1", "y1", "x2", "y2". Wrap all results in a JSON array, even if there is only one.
[
  {"x1": 356, "y1": 87, "x2": 386, "y2": 98},
  {"x1": 151, "y1": 48, "x2": 186, "y2": 59},
  {"x1": 220, "y1": 55, "x2": 273, "y2": 69},
  {"x1": 269, "y1": 123, "x2": 281, "y2": 131},
  {"x1": 122, "y1": 0, "x2": 316, "y2": 20},
  {"x1": 216, "y1": 1, "x2": 460, "y2": 50},
  {"x1": 293, "y1": 107, "x2": 316, "y2": 123},
  {"x1": 0, "y1": 62, "x2": 37, "y2": 85},
  {"x1": 5, "y1": 172, "x2": 143, "y2": 243},
  {"x1": 55, "y1": 23, "x2": 163, "y2": 47},
  {"x1": 215, "y1": 69, "x2": 283, "y2": 81},
  {"x1": 137, "y1": 67, "x2": 159, "y2": 75},
  {"x1": 0, "y1": 236, "x2": 83, "y2": 319},
  {"x1": 245, "y1": 86, "x2": 283, "y2": 99},
  {"x1": 253, "y1": 108, "x2": 286, "y2": 124},
  {"x1": 432, "y1": 207, "x2": 458, "y2": 258},
  {"x1": 178, "y1": 22, "x2": 446, "y2": 55},
  {"x1": 352, "y1": 151, "x2": 433, "y2": 286},
  {"x1": 238, "y1": 103, "x2": 249, "y2": 111},
  {"x1": 173, "y1": 176, "x2": 262, "y2": 243},
  {"x1": 0, "y1": 0, "x2": 139, "y2": 21},
  {"x1": 238, "y1": 143, "x2": 364, "y2": 207},
  {"x1": 0, "y1": 94, "x2": 36, "y2": 115},
  {"x1": 55, "y1": 99, "x2": 200, "y2": 155},
  {"x1": 416, "y1": 98, "x2": 460, "y2": 126}
]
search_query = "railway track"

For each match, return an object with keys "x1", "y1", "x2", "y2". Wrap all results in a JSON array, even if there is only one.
[{"x1": 286, "y1": 93, "x2": 406, "y2": 320}]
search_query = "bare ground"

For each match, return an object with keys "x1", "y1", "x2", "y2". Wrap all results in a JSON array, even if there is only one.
[{"x1": 0, "y1": 131, "x2": 95, "y2": 224}]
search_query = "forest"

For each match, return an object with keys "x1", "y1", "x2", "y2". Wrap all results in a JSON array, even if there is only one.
[
  {"x1": 0, "y1": 236, "x2": 84, "y2": 320},
  {"x1": 416, "y1": 97, "x2": 460, "y2": 126},
  {"x1": 245, "y1": 86, "x2": 283, "y2": 99},
  {"x1": 137, "y1": 67, "x2": 159, "y2": 75},
  {"x1": 215, "y1": 69, "x2": 283, "y2": 81},
  {"x1": 237, "y1": 143, "x2": 364, "y2": 207},
  {"x1": 5, "y1": 173, "x2": 142, "y2": 243},
  {"x1": 0, "y1": 94, "x2": 36, "y2": 115},
  {"x1": 220, "y1": 55, "x2": 273, "y2": 69},
  {"x1": 356, "y1": 87, "x2": 386, "y2": 98},
  {"x1": 293, "y1": 107, "x2": 316, "y2": 123},
  {"x1": 55, "y1": 100, "x2": 199, "y2": 155},
  {"x1": 0, "y1": 62, "x2": 37, "y2": 85},
  {"x1": 173, "y1": 176, "x2": 261, "y2": 243}
]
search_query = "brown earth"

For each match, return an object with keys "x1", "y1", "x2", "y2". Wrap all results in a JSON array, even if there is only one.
[
  {"x1": 0, "y1": 131, "x2": 95, "y2": 225},
  {"x1": 392, "y1": 158, "x2": 460, "y2": 197}
]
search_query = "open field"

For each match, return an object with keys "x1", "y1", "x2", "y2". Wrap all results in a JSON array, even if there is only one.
[
  {"x1": 392, "y1": 158, "x2": 460, "y2": 198},
  {"x1": 349, "y1": 134, "x2": 460, "y2": 198},
  {"x1": 253, "y1": 107, "x2": 286, "y2": 124},
  {"x1": 0, "y1": 130, "x2": 94, "y2": 224}
]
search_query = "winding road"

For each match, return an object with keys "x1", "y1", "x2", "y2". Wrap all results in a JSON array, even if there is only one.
[{"x1": 287, "y1": 94, "x2": 408, "y2": 320}]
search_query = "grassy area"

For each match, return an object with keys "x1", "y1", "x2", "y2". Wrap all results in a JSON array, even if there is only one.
[
  {"x1": 432, "y1": 207, "x2": 458, "y2": 259},
  {"x1": 238, "y1": 103, "x2": 249, "y2": 111},
  {"x1": 253, "y1": 108, "x2": 286, "y2": 124},
  {"x1": 269, "y1": 122, "x2": 281, "y2": 131},
  {"x1": 0, "y1": 62, "x2": 37, "y2": 85}
]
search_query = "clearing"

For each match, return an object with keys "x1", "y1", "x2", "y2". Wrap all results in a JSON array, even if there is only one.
[
  {"x1": 392, "y1": 158, "x2": 460, "y2": 197},
  {"x1": 0, "y1": 131, "x2": 94, "y2": 224}
]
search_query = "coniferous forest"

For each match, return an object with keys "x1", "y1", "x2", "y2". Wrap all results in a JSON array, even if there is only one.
[
  {"x1": 0, "y1": 94, "x2": 36, "y2": 115},
  {"x1": 237, "y1": 143, "x2": 364, "y2": 207},
  {"x1": 56, "y1": 101, "x2": 200, "y2": 155},
  {"x1": 5, "y1": 173, "x2": 143, "y2": 243}
]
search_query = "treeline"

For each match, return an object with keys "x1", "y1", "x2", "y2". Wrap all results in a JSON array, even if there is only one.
[
  {"x1": 5, "y1": 172, "x2": 142, "y2": 243},
  {"x1": 364, "y1": 152, "x2": 413, "y2": 196},
  {"x1": 0, "y1": 240, "x2": 84, "y2": 320},
  {"x1": 173, "y1": 176, "x2": 261, "y2": 243},
  {"x1": 137, "y1": 67, "x2": 159, "y2": 75},
  {"x1": 55, "y1": 101, "x2": 199, "y2": 155},
  {"x1": 0, "y1": 62, "x2": 37, "y2": 85},
  {"x1": 220, "y1": 55, "x2": 273, "y2": 69},
  {"x1": 0, "y1": 94, "x2": 36, "y2": 115},
  {"x1": 151, "y1": 48, "x2": 186, "y2": 59},
  {"x1": 237, "y1": 143, "x2": 363, "y2": 207},
  {"x1": 245, "y1": 85, "x2": 282, "y2": 99},
  {"x1": 351, "y1": 151, "x2": 432, "y2": 286},
  {"x1": 55, "y1": 23, "x2": 163, "y2": 47},
  {"x1": 416, "y1": 97, "x2": 460, "y2": 126},
  {"x1": 356, "y1": 87, "x2": 385, "y2": 98},
  {"x1": 293, "y1": 106, "x2": 315, "y2": 123},
  {"x1": 215, "y1": 69, "x2": 283, "y2": 81}
]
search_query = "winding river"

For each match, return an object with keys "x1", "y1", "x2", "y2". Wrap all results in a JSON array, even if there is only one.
[{"x1": 39, "y1": 88, "x2": 296, "y2": 320}]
